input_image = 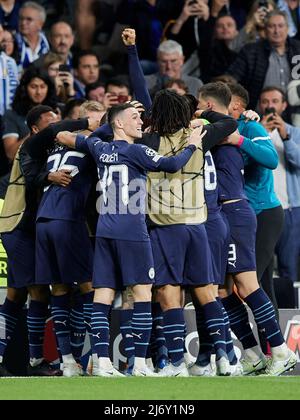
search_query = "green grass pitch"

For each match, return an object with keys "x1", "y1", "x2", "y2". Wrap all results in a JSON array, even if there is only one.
[{"x1": 0, "y1": 377, "x2": 300, "y2": 400}]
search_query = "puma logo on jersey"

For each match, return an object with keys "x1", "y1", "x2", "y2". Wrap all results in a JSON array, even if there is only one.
[
  {"x1": 132, "y1": 332, "x2": 143, "y2": 340},
  {"x1": 209, "y1": 330, "x2": 221, "y2": 337},
  {"x1": 55, "y1": 320, "x2": 67, "y2": 327}
]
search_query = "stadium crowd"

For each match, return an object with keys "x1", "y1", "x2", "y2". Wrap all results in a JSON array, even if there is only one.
[{"x1": 0, "y1": 0, "x2": 299, "y2": 378}]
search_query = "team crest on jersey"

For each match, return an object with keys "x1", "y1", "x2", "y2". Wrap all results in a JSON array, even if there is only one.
[
  {"x1": 284, "y1": 316, "x2": 300, "y2": 360},
  {"x1": 148, "y1": 268, "x2": 155, "y2": 280},
  {"x1": 145, "y1": 148, "x2": 157, "y2": 157}
]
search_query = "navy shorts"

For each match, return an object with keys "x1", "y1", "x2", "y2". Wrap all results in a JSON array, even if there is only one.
[
  {"x1": 222, "y1": 200, "x2": 257, "y2": 274},
  {"x1": 150, "y1": 225, "x2": 214, "y2": 287},
  {"x1": 36, "y1": 220, "x2": 93, "y2": 285},
  {"x1": 1, "y1": 229, "x2": 35, "y2": 289},
  {"x1": 93, "y1": 237, "x2": 155, "y2": 290},
  {"x1": 205, "y1": 212, "x2": 230, "y2": 285}
]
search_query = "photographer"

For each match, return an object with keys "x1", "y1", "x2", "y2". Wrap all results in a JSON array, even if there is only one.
[{"x1": 259, "y1": 86, "x2": 300, "y2": 307}]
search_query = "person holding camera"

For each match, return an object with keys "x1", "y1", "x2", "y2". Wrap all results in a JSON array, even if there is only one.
[
  {"x1": 259, "y1": 86, "x2": 300, "y2": 308},
  {"x1": 228, "y1": 10, "x2": 300, "y2": 109}
]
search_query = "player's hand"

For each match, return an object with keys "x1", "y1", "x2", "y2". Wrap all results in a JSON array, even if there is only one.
[
  {"x1": 243, "y1": 110, "x2": 260, "y2": 122},
  {"x1": 190, "y1": 118, "x2": 204, "y2": 129},
  {"x1": 48, "y1": 170, "x2": 72, "y2": 187},
  {"x1": 56, "y1": 131, "x2": 76, "y2": 148},
  {"x1": 122, "y1": 28, "x2": 136, "y2": 46},
  {"x1": 270, "y1": 113, "x2": 288, "y2": 140},
  {"x1": 88, "y1": 116, "x2": 101, "y2": 131},
  {"x1": 103, "y1": 93, "x2": 119, "y2": 110},
  {"x1": 126, "y1": 100, "x2": 145, "y2": 114},
  {"x1": 188, "y1": 125, "x2": 207, "y2": 148},
  {"x1": 223, "y1": 130, "x2": 241, "y2": 145}
]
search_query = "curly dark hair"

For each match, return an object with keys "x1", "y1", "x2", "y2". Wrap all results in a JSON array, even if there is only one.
[
  {"x1": 150, "y1": 89, "x2": 191, "y2": 136},
  {"x1": 12, "y1": 67, "x2": 58, "y2": 116}
]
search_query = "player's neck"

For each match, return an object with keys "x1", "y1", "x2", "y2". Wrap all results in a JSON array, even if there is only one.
[{"x1": 113, "y1": 134, "x2": 134, "y2": 144}]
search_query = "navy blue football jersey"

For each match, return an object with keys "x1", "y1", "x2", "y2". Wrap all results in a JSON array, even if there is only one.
[
  {"x1": 204, "y1": 151, "x2": 220, "y2": 218},
  {"x1": 37, "y1": 144, "x2": 94, "y2": 222},
  {"x1": 75, "y1": 135, "x2": 196, "y2": 241},
  {"x1": 212, "y1": 145, "x2": 246, "y2": 202}
]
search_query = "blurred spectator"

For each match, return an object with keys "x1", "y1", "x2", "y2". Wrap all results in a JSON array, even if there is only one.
[
  {"x1": 102, "y1": 76, "x2": 132, "y2": 109},
  {"x1": 75, "y1": 0, "x2": 97, "y2": 50},
  {"x1": 0, "y1": 24, "x2": 19, "y2": 116},
  {"x1": 228, "y1": 10, "x2": 300, "y2": 109},
  {"x1": 73, "y1": 50, "x2": 100, "y2": 98},
  {"x1": 116, "y1": 0, "x2": 167, "y2": 75},
  {"x1": 43, "y1": 52, "x2": 75, "y2": 103},
  {"x1": 211, "y1": 0, "x2": 254, "y2": 29},
  {"x1": 34, "y1": 21, "x2": 75, "y2": 71},
  {"x1": 277, "y1": 0, "x2": 300, "y2": 39},
  {"x1": 259, "y1": 85, "x2": 300, "y2": 306},
  {"x1": 2, "y1": 67, "x2": 57, "y2": 161},
  {"x1": 165, "y1": 78, "x2": 189, "y2": 95},
  {"x1": 62, "y1": 97, "x2": 86, "y2": 120},
  {"x1": 234, "y1": 0, "x2": 276, "y2": 51},
  {"x1": 163, "y1": 0, "x2": 211, "y2": 78},
  {"x1": 0, "y1": 28, "x2": 19, "y2": 61},
  {"x1": 145, "y1": 40, "x2": 203, "y2": 97},
  {"x1": 86, "y1": 81, "x2": 106, "y2": 103},
  {"x1": 16, "y1": 1, "x2": 49, "y2": 70},
  {"x1": 0, "y1": 0, "x2": 23, "y2": 32},
  {"x1": 204, "y1": 14, "x2": 239, "y2": 80}
]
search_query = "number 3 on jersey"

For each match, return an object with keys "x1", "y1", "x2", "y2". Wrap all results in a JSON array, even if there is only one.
[{"x1": 204, "y1": 152, "x2": 217, "y2": 191}]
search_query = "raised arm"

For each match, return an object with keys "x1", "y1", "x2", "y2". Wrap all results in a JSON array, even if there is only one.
[
  {"x1": 122, "y1": 28, "x2": 152, "y2": 112},
  {"x1": 134, "y1": 126, "x2": 206, "y2": 173}
]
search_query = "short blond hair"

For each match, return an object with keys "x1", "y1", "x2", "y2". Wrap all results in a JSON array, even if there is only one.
[{"x1": 78, "y1": 101, "x2": 105, "y2": 118}]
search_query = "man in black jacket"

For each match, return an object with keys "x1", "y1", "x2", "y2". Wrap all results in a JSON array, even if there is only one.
[{"x1": 228, "y1": 10, "x2": 300, "y2": 110}]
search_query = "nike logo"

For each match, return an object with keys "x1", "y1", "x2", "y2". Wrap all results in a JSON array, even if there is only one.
[
  {"x1": 210, "y1": 329, "x2": 221, "y2": 336},
  {"x1": 132, "y1": 332, "x2": 143, "y2": 340},
  {"x1": 253, "y1": 361, "x2": 262, "y2": 368}
]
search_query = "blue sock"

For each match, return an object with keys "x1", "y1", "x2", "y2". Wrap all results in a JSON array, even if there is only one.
[
  {"x1": 222, "y1": 293, "x2": 258, "y2": 350},
  {"x1": 27, "y1": 300, "x2": 48, "y2": 361},
  {"x1": 51, "y1": 294, "x2": 71, "y2": 356},
  {"x1": 152, "y1": 303, "x2": 168, "y2": 364},
  {"x1": 132, "y1": 302, "x2": 152, "y2": 359},
  {"x1": 120, "y1": 309, "x2": 135, "y2": 370},
  {"x1": 202, "y1": 301, "x2": 227, "y2": 361},
  {"x1": 245, "y1": 289, "x2": 284, "y2": 348},
  {"x1": 194, "y1": 302, "x2": 213, "y2": 366},
  {"x1": 216, "y1": 298, "x2": 237, "y2": 365},
  {"x1": 91, "y1": 303, "x2": 111, "y2": 358},
  {"x1": 163, "y1": 308, "x2": 185, "y2": 367},
  {"x1": 69, "y1": 294, "x2": 85, "y2": 363},
  {"x1": 0, "y1": 299, "x2": 22, "y2": 359},
  {"x1": 82, "y1": 291, "x2": 94, "y2": 349}
]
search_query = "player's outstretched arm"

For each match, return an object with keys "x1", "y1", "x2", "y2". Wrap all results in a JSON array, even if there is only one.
[
  {"x1": 56, "y1": 132, "x2": 77, "y2": 149},
  {"x1": 135, "y1": 126, "x2": 207, "y2": 174}
]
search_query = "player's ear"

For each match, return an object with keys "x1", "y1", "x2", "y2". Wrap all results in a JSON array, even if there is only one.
[
  {"x1": 31, "y1": 125, "x2": 39, "y2": 134},
  {"x1": 114, "y1": 117, "x2": 123, "y2": 129}
]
